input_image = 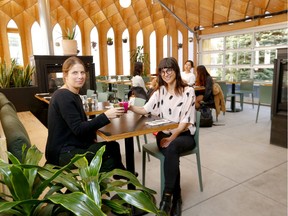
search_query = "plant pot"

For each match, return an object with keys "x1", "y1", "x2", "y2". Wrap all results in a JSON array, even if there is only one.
[
  {"x1": 107, "y1": 41, "x2": 113, "y2": 46},
  {"x1": 62, "y1": 40, "x2": 78, "y2": 55},
  {"x1": 122, "y1": 38, "x2": 127, "y2": 43}
]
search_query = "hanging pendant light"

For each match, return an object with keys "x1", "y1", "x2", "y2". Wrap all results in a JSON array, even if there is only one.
[{"x1": 119, "y1": 0, "x2": 131, "y2": 8}]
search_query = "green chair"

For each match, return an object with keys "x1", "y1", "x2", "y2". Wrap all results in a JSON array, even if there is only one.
[
  {"x1": 96, "y1": 82, "x2": 115, "y2": 100},
  {"x1": 216, "y1": 81, "x2": 237, "y2": 102},
  {"x1": 142, "y1": 76, "x2": 150, "y2": 83},
  {"x1": 97, "y1": 92, "x2": 109, "y2": 102},
  {"x1": 256, "y1": 85, "x2": 272, "y2": 123},
  {"x1": 115, "y1": 84, "x2": 129, "y2": 102},
  {"x1": 133, "y1": 98, "x2": 149, "y2": 160},
  {"x1": 86, "y1": 89, "x2": 95, "y2": 98},
  {"x1": 235, "y1": 80, "x2": 254, "y2": 110},
  {"x1": 142, "y1": 111, "x2": 203, "y2": 196},
  {"x1": 217, "y1": 81, "x2": 240, "y2": 111}
]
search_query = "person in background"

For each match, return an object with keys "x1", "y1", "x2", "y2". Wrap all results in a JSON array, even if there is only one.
[
  {"x1": 131, "y1": 62, "x2": 148, "y2": 93},
  {"x1": 195, "y1": 65, "x2": 214, "y2": 109},
  {"x1": 129, "y1": 57, "x2": 196, "y2": 216},
  {"x1": 181, "y1": 60, "x2": 195, "y2": 86},
  {"x1": 46, "y1": 56, "x2": 126, "y2": 174}
]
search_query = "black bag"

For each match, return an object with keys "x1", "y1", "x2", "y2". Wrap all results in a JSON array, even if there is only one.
[{"x1": 199, "y1": 105, "x2": 213, "y2": 127}]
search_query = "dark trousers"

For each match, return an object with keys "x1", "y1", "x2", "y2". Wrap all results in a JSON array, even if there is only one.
[
  {"x1": 59, "y1": 141, "x2": 125, "y2": 172},
  {"x1": 156, "y1": 131, "x2": 195, "y2": 198}
]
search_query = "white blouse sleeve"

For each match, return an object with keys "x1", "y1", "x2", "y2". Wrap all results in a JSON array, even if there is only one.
[{"x1": 179, "y1": 87, "x2": 196, "y2": 124}]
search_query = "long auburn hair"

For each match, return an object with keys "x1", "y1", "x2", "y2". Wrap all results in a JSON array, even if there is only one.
[
  {"x1": 196, "y1": 65, "x2": 211, "y2": 86},
  {"x1": 157, "y1": 57, "x2": 187, "y2": 96}
]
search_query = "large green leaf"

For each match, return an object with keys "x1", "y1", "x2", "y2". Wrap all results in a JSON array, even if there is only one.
[
  {"x1": 10, "y1": 166, "x2": 31, "y2": 200},
  {"x1": 48, "y1": 192, "x2": 106, "y2": 216}
]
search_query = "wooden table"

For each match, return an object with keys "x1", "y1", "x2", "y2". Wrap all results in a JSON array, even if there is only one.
[{"x1": 97, "y1": 112, "x2": 178, "y2": 189}]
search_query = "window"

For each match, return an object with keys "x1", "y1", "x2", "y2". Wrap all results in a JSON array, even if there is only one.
[
  {"x1": 200, "y1": 24, "x2": 287, "y2": 82},
  {"x1": 7, "y1": 20, "x2": 23, "y2": 65}
]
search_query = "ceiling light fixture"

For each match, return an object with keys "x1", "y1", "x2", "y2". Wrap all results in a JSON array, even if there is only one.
[{"x1": 119, "y1": 0, "x2": 131, "y2": 8}]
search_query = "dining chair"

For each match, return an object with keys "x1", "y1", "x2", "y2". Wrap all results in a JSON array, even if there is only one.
[
  {"x1": 86, "y1": 89, "x2": 95, "y2": 98},
  {"x1": 142, "y1": 76, "x2": 150, "y2": 83},
  {"x1": 97, "y1": 92, "x2": 109, "y2": 102},
  {"x1": 216, "y1": 81, "x2": 241, "y2": 110},
  {"x1": 115, "y1": 84, "x2": 129, "y2": 102},
  {"x1": 142, "y1": 111, "x2": 203, "y2": 196},
  {"x1": 216, "y1": 81, "x2": 236, "y2": 102},
  {"x1": 235, "y1": 80, "x2": 254, "y2": 110},
  {"x1": 96, "y1": 82, "x2": 115, "y2": 100},
  {"x1": 133, "y1": 98, "x2": 149, "y2": 161},
  {"x1": 256, "y1": 85, "x2": 272, "y2": 123}
]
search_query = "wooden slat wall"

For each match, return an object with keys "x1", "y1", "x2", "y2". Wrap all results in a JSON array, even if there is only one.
[{"x1": 0, "y1": 0, "x2": 286, "y2": 68}]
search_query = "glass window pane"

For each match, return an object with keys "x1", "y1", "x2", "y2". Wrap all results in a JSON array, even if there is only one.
[
  {"x1": 254, "y1": 50, "x2": 277, "y2": 65},
  {"x1": 8, "y1": 32, "x2": 23, "y2": 65},
  {"x1": 202, "y1": 37, "x2": 224, "y2": 51},
  {"x1": 226, "y1": 51, "x2": 253, "y2": 65},
  {"x1": 225, "y1": 68, "x2": 251, "y2": 81},
  {"x1": 202, "y1": 53, "x2": 223, "y2": 65},
  {"x1": 226, "y1": 34, "x2": 252, "y2": 49},
  {"x1": 253, "y1": 68, "x2": 274, "y2": 82},
  {"x1": 255, "y1": 28, "x2": 288, "y2": 47}
]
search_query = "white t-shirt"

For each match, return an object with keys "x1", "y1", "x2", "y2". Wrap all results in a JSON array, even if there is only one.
[
  {"x1": 131, "y1": 75, "x2": 147, "y2": 93},
  {"x1": 143, "y1": 85, "x2": 196, "y2": 135},
  {"x1": 181, "y1": 71, "x2": 196, "y2": 86}
]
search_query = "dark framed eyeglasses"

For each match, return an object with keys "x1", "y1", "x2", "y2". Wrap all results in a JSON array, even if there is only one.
[{"x1": 160, "y1": 68, "x2": 174, "y2": 76}]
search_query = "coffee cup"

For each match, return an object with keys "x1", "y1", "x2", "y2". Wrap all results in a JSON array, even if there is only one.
[{"x1": 119, "y1": 101, "x2": 129, "y2": 113}]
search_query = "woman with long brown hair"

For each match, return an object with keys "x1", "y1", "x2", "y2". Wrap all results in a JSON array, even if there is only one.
[
  {"x1": 129, "y1": 57, "x2": 196, "y2": 215},
  {"x1": 195, "y1": 65, "x2": 214, "y2": 109}
]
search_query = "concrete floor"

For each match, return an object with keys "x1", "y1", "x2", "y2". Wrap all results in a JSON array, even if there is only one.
[{"x1": 118, "y1": 102, "x2": 287, "y2": 216}]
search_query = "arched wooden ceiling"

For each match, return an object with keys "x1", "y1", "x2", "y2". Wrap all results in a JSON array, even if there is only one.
[{"x1": 0, "y1": 0, "x2": 287, "y2": 34}]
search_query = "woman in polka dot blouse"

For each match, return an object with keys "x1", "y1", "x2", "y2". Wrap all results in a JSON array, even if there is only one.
[{"x1": 129, "y1": 57, "x2": 196, "y2": 216}]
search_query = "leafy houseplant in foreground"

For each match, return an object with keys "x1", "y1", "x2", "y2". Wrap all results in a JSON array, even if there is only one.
[{"x1": 0, "y1": 145, "x2": 164, "y2": 215}]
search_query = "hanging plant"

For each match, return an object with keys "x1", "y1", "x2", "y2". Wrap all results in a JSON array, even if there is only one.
[
  {"x1": 91, "y1": 41, "x2": 97, "y2": 50},
  {"x1": 122, "y1": 38, "x2": 128, "y2": 43},
  {"x1": 107, "y1": 37, "x2": 113, "y2": 45},
  {"x1": 178, "y1": 43, "x2": 183, "y2": 49}
]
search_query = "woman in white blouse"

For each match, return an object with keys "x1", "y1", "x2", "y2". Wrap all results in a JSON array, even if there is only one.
[
  {"x1": 129, "y1": 57, "x2": 196, "y2": 216},
  {"x1": 131, "y1": 62, "x2": 147, "y2": 93},
  {"x1": 181, "y1": 60, "x2": 195, "y2": 86}
]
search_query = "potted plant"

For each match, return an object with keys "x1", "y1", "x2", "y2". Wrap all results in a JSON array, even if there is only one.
[
  {"x1": 122, "y1": 37, "x2": 128, "y2": 43},
  {"x1": 178, "y1": 43, "x2": 183, "y2": 49},
  {"x1": 62, "y1": 25, "x2": 78, "y2": 55},
  {"x1": 0, "y1": 145, "x2": 163, "y2": 215},
  {"x1": 107, "y1": 37, "x2": 113, "y2": 46},
  {"x1": 130, "y1": 46, "x2": 150, "y2": 76},
  {"x1": 0, "y1": 59, "x2": 38, "y2": 111},
  {"x1": 91, "y1": 41, "x2": 97, "y2": 50}
]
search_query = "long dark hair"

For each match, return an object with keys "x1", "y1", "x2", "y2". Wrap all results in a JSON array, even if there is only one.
[
  {"x1": 157, "y1": 57, "x2": 187, "y2": 96},
  {"x1": 196, "y1": 65, "x2": 211, "y2": 86},
  {"x1": 133, "y1": 62, "x2": 143, "y2": 76}
]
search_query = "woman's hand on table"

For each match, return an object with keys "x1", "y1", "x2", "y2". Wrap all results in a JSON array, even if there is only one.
[{"x1": 104, "y1": 107, "x2": 125, "y2": 119}]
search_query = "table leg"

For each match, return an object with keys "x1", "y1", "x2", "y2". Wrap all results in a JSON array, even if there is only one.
[
  {"x1": 122, "y1": 137, "x2": 153, "y2": 216},
  {"x1": 109, "y1": 83, "x2": 112, "y2": 92},
  {"x1": 124, "y1": 137, "x2": 136, "y2": 190},
  {"x1": 230, "y1": 83, "x2": 236, "y2": 112}
]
